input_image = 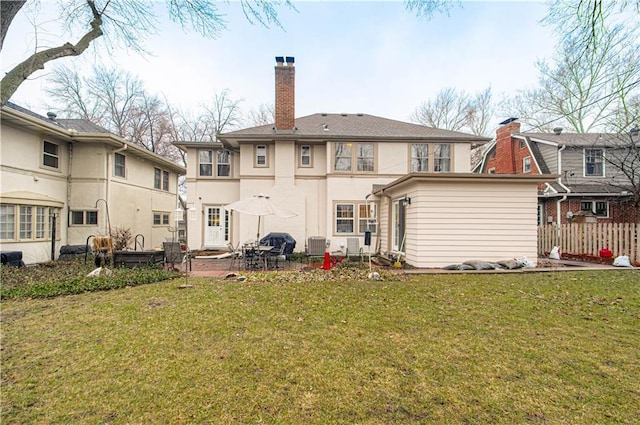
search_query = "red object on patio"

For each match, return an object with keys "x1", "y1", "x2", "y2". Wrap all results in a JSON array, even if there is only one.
[
  {"x1": 322, "y1": 252, "x2": 331, "y2": 270},
  {"x1": 599, "y1": 248, "x2": 612, "y2": 258}
]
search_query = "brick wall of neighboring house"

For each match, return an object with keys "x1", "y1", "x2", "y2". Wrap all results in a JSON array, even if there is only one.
[
  {"x1": 541, "y1": 198, "x2": 638, "y2": 225},
  {"x1": 274, "y1": 57, "x2": 295, "y2": 130}
]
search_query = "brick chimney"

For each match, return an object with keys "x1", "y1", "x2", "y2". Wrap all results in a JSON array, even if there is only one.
[
  {"x1": 494, "y1": 118, "x2": 521, "y2": 173},
  {"x1": 275, "y1": 56, "x2": 295, "y2": 130}
]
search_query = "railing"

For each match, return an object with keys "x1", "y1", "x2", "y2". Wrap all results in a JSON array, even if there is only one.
[{"x1": 538, "y1": 223, "x2": 639, "y2": 263}]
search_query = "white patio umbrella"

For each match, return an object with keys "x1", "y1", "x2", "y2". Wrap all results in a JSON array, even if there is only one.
[{"x1": 224, "y1": 193, "x2": 297, "y2": 242}]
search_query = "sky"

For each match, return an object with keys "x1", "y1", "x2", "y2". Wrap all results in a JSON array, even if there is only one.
[{"x1": 1, "y1": 1, "x2": 557, "y2": 130}]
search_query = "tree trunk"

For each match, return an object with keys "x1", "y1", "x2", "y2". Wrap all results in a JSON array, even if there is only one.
[
  {"x1": 1, "y1": 4, "x2": 104, "y2": 106},
  {"x1": 0, "y1": 0, "x2": 26, "y2": 52}
]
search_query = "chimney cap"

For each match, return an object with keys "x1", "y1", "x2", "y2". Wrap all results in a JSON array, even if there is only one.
[
  {"x1": 285, "y1": 56, "x2": 294, "y2": 64},
  {"x1": 553, "y1": 127, "x2": 563, "y2": 135},
  {"x1": 275, "y1": 56, "x2": 284, "y2": 63},
  {"x1": 499, "y1": 117, "x2": 518, "y2": 125}
]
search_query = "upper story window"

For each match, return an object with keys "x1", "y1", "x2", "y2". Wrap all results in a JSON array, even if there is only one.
[
  {"x1": 519, "y1": 140, "x2": 526, "y2": 149},
  {"x1": 434, "y1": 144, "x2": 451, "y2": 172},
  {"x1": 300, "y1": 145, "x2": 312, "y2": 167},
  {"x1": 333, "y1": 142, "x2": 375, "y2": 173},
  {"x1": 114, "y1": 153, "x2": 126, "y2": 178},
  {"x1": 43, "y1": 140, "x2": 59, "y2": 169},
  {"x1": 217, "y1": 150, "x2": 231, "y2": 177},
  {"x1": 584, "y1": 149, "x2": 604, "y2": 177},
  {"x1": 199, "y1": 150, "x2": 213, "y2": 176},
  {"x1": 255, "y1": 145, "x2": 268, "y2": 167},
  {"x1": 523, "y1": 157, "x2": 532, "y2": 173},
  {"x1": 411, "y1": 143, "x2": 429, "y2": 172},
  {"x1": 154, "y1": 168, "x2": 170, "y2": 191}
]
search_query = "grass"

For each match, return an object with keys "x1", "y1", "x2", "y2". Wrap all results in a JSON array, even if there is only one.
[{"x1": 1, "y1": 269, "x2": 639, "y2": 424}]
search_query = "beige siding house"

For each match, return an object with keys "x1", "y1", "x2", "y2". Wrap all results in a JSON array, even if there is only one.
[
  {"x1": 1, "y1": 103, "x2": 185, "y2": 265},
  {"x1": 374, "y1": 174, "x2": 549, "y2": 268},
  {"x1": 176, "y1": 57, "x2": 556, "y2": 267}
]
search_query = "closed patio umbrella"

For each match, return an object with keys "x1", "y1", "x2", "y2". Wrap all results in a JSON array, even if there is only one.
[{"x1": 224, "y1": 193, "x2": 297, "y2": 241}]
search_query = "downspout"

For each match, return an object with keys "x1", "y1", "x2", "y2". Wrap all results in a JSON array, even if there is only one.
[{"x1": 556, "y1": 144, "x2": 571, "y2": 227}]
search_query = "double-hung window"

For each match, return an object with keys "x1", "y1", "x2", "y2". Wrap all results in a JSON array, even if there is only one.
[
  {"x1": 334, "y1": 143, "x2": 352, "y2": 171},
  {"x1": 217, "y1": 150, "x2": 231, "y2": 177},
  {"x1": 584, "y1": 149, "x2": 604, "y2": 177},
  {"x1": 411, "y1": 143, "x2": 429, "y2": 172},
  {"x1": 333, "y1": 142, "x2": 375, "y2": 173},
  {"x1": 256, "y1": 145, "x2": 268, "y2": 167},
  {"x1": 43, "y1": 140, "x2": 59, "y2": 169},
  {"x1": 523, "y1": 157, "x2": 532, "y2": 173},
  {"x1": 434, "y1": 144, "x2": 451, "y2": 172},
  {"x1": 300, "y1": 145, "x2": 312, "y2": 167},
  {"x1": 335, "y1": 202, "x2": 378, "y2": 235},
  {"x1": 199, "y1": 150, "x2": 213, "y2": 176},
  {"x1": 114, "y1": 153, "x2": 126, "y2": 177},
  {"x1": 154, "y1": 168, "x2": 169, "y2": 190}
]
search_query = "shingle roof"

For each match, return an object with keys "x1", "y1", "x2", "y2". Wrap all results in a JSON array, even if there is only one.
[
  {"x1": 220, "y1": 113, "x2": 491, "y2": 141},
  {"x1": 57, "y1": 119, "x2": 111, "y2": 134},
  {"x1": 544, "y1": 181, "x2": 631, "y2": 195},
  {"x1": 521, "y1": 132, "x2": 630, "y2": 147}
]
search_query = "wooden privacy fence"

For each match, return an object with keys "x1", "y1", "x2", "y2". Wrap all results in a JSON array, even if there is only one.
[{"x1": 538, "y1": 223, "x2": 639, "y2": 263}]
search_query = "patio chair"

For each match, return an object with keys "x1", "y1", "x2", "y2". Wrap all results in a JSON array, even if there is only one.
[
  {"x1": 227, "y1": 242, "x2": 242, "y2": 270},
  {"x1": 267, "y1": 243, "x2": 288, "y2": 270},
  {"x1": 306, "y1": 236, "x2": 326, "y2": 264},
  {"x1": 346, "y1": 237, "x2": 363, "y2": 260}
]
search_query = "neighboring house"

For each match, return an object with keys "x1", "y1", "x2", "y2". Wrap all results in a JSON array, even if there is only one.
[
  {"x1": 477, "y1": 119, "x2": 638, "y2": 225},
  {"x1": 0, "y1": 102, "x2": 186, "y2": 265},
  {"x1": 176, "y1": 57, "x2": 556, "y2": 267}
]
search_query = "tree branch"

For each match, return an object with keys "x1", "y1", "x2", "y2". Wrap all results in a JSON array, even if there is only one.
[{"x1": 1, "y1": 3, "x2": 103, "y2": 106}]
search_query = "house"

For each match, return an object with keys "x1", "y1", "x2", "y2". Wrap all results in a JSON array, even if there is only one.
[
  {"x1": 0, "y1": 102, "x2": 186, "y2": 265},
  {"x1": 176, "y1": 57, "x2": 557, "y2": 267},
  {"x1": 477, "y1": 119, "x2": 638, "y2": 225}
]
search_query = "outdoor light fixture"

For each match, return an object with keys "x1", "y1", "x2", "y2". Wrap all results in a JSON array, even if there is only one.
[
  {"x1": 174, "y1": 207, "x2": 184, "y2": 222},
  {"x1": 402, "y1": 196, "x2": 411, "y2": 206},
  {"x1": 188, "y1": 206, "x2": 197, "y2": 221}
]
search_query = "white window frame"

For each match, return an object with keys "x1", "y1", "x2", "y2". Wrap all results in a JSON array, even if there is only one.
[
  {"x1": 411, "y1": 143, "x2": 429, "y2": 172},
  {"x1": 300, "y1": 145, "x2": 312, "y2": 167},
  {"x1": 434, "y1": 144, "x2": 451, "y2": 172},
  {"x1": 114, "y1": 153, "x2": 126, "y2": 178},
  {"x1": 199, "y1": 150, "x2": 213, "y2": 177},
  {"x1": 217, "y1": 150, "x2": 231, "y2": 177},
  {"x1": 335, "y1": 202, "x2": 378, "y2": 235},
  {"x1": 358, "y1": 203, "x2": 377, "y2": 234},
  {"x1": 255, "y1": 145, "x2": 268, "y2": 167},
  {"x1": 523, "y1": 156, "x2": 532, "y2": 173},
  {"x1": 42, "y1": 140, "x2": 59, "y2": 169},
  {"x1": 153, "y1": 212, "x2": 170, "y2": 226},
  {"x1": 584, "y1": 148, "x2": 605, "y2": 177},
  {"x1": 335, "y1": 203, "x2": 355, "y2": 234},
  {"x1": 1, "y1": 204, "x2": 60, "y2": 241}
]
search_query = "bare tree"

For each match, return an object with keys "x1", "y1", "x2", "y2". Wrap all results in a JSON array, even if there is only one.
[
  {"x1": 1, "y1": 0, "x2": 294, "y2": 105},
  {"x1": 411, "y1": 86, "x2": 494, "y2": 136},
  {"x1": 45, "y1": 64, "x2": 183, "y2": 165},
  {"x1": 506, "y1": 1, "x2": 640, "y2": 133},
  {"x1": 543, "y1": 0, "x2": 640, "y2": 52},
  {"x1": 245, "y1": 103, "x2": 275, "y2": 127},
  {"x1": 404, "y1": 0, "x2": 460, "y2": 19}
]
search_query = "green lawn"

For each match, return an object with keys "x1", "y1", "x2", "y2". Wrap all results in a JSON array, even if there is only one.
[{"x1": 2, "y1": 270, "x2": 639, "y2": 424}]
